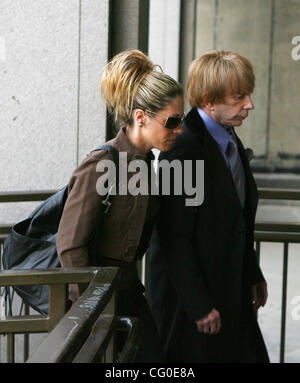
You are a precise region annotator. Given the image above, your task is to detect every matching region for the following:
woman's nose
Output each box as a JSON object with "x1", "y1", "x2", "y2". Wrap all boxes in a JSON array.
[{"x1": 173, "y1": 123, "x2": 183, "y2": 134}]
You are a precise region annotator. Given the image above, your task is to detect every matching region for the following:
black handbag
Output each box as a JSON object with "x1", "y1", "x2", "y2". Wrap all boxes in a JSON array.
[{"x1": 2, "y1": 145, "x2": 119, "y2": 314}]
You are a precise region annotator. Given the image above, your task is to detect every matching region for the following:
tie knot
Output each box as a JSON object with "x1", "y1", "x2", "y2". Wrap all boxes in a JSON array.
[{"x1": 228, "y1": 129, "x2": 235, "y2": 139}]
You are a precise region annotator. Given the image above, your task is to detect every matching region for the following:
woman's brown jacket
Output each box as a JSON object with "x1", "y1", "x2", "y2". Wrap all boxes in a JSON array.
[{"x1": 57, "y1": 128, "x2": 153, "y2": 301}]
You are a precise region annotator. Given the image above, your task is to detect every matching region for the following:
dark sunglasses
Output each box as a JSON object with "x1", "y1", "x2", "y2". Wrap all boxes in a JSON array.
[
  {"x1": 145, "y1": 110, "x2": 185, "y2": 130},
  {"x1": 164, "y1": 114, "x2": 186, "y2": 130}
]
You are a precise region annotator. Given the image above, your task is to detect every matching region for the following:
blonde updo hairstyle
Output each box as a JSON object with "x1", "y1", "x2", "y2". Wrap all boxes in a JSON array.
[
  {"x1": 100, "y1": 49, "x2": 183, "y2": 126},
  {"x1": 187, "y1": 50, "x2": 255, "y2": 108}
]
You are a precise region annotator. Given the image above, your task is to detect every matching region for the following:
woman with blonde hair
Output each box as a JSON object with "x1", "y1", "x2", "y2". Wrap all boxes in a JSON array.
[{"x1": 57, "y1": 49, "x2": 184, "y2": 361}]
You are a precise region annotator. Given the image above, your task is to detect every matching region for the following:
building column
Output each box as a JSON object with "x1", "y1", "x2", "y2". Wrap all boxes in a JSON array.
[{"x1": 106, "y1": 0, "x2": 150, "y2": 139}]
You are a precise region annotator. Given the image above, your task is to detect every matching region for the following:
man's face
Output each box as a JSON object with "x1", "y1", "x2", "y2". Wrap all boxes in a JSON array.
[{"x1": 210, "y1": 93, "x2": 254, "y2": 129}]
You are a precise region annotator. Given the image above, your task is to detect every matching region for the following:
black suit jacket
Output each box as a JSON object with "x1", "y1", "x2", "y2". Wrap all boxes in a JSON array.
[{"x1": 149, "y1": 108, "x2": 267, "y2": 362}]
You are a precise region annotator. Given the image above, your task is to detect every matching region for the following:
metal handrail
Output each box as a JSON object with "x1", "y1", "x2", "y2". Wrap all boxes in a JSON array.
[
  {"x1": 0, "y1": 187, "x2": 300, "y2": 202},
  {"x1": 0, "y1": 190, "x2": 57, "y2": 203},
  {"x1": 258, "y1": 188, "x2": 300, "y2": 200},
  {"x1": 255, "y1": 231, "x2": 300, "y2": 243},
  {"x1": 0, "y1": 267, "x2": 126, "y2": 363},
  {"x1": 0, "y1": 191, "x2": 142, "y2": 363},
  {"x1": 0, "y1": 267, "x2": 106, "y2": 287},
  {"x1": 0, "y1": 190, "x2": 58, "y2": 244},
  {"x1": 0, "y1": 268, "x2": 113, "y2": 337},
  {"x1": 72, "y1": 315, "x2": 141, "y2": 363},
  {"x1": 0, "y1": 266, "x2": 141, "y2": 363},
  {"x1": 26, "y1": 267, "x2": 120, "y2": 363},
  {"x1": 115, "y1": 317, "x2": 142, "y2": 363},
  {"x1": 255, "y1": 222, "x2": 300, "y2": 233},
  {"x1": 72, "y1": 313, "x2": 116, "y2": 363}
]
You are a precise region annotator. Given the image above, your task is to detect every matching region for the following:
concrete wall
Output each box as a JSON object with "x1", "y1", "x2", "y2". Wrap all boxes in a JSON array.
[
  {"x1": 148, "y1": 0, "x2": 181, "y2": 80},
  {"x1": 0, "y1": 0, "x2": 182, "y2": 224},
  {"x1": 194, "y1": 0, "x2": 300, "y2": 172},
  {"x1": 268, "y1": 0, "x2": 300, "y2": 170},
  {"x1": 148, "y1": 0, "x2": 181, "y2": 164},
  {"x1": 0, "y1": 0, "x2": 109, "y2": 223},
  {"x1": 110, "y1": 0, "x2": 149, "y2": 58}
]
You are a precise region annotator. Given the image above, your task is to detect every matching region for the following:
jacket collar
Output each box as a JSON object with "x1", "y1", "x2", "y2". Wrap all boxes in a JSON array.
[
  {"x1": 108, "y1": 127, "x2": 154, "y2": 162},
  {"x1": 184, "y1": 108, "x2": 257, "y2": 215}
]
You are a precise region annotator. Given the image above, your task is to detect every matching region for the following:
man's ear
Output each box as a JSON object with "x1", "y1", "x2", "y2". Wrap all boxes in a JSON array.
[
  {"x1": 201, "y1": 93, "x2": 214, "y2": 111},
  {"x1": 202, "y1": 100, "x2": 215, "y2": 113}
]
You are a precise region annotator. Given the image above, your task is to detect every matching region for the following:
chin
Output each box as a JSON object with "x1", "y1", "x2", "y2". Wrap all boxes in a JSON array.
[
  {"x1": 160, "y1": 143, "x2": 174, "y2": 152},
  {"x1": 232, "y1": 120, "x2": 243, "y2": 127}
]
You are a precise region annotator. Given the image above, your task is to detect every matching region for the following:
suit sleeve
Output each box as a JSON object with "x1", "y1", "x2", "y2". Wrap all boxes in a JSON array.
[
  {"x1": 250, "y1": 248, "x2": 266, "y2": 285},
  {"x1": 155, "y1": 149, "x2": 214, "y2": 322},
  {"x1": 57, "y1": 151, "x2": 107, "y2": 301}
]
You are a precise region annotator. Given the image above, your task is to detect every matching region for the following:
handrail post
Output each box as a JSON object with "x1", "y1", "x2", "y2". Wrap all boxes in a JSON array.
[
  {"x1": 23, "y1": 303, "x2": 30, "y2": 362},
  {"x1": 48, "y1": 283, "x2": 69, "y2": 332},
  {"x1": 280, "y1": 242, "x2": 289, "y2": 363},
  {"x1": 7, "y1": 333, "x2": 15, "y2": 363}
]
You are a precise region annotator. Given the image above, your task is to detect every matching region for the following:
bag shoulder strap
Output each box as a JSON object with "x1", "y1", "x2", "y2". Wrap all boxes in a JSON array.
[
  {"x1": 91, "y1": 144, "x2": 120, "y2": 213},
  {"x1": 92, "y1": 144, "x2": 119, "y2": 166},
  {"x1": 90, "y1": 144, "x2": 119, "y2": 178}
]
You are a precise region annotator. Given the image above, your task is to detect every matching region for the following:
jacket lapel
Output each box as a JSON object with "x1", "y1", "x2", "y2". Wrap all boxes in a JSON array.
[
  {"x1": 235, "y1": 134, "x2": 258, "y2": 221},
  {"x1": 185, "y1": 109, "x2": 242, "y2": 211}
]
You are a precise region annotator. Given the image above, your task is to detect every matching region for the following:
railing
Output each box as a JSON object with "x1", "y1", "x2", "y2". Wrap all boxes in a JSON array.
[
  {"x1": 0, "y1": 191, "x2": 141, "y2": 363},
  {"x1": 255, "y1": 188, "x2": 300, "y2": 363},
  {"x1": 0, "y1": 188, "x2": 299, "y2": 363},
  {"x1": 0, "y1": 190, "x2": 58, "y2": 362},
  {"x1": 24, "y1": 267, "x2": 140, "y2": 363},
  {"x1": 0, "y1": 190, "x2": 57, "y2": 246},
  {"x1": 0, "y1": 267, "x2": 141, "y2": 363}
]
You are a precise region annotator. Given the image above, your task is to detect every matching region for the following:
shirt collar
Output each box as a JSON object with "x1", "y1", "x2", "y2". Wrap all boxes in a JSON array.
[{"x1": 197, "y1": 108, "x2": 234, "y2": 152}]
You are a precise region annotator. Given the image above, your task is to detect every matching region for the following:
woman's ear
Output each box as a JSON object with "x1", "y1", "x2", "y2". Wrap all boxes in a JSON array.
[{"x1": 134, "y1": 109, "x2": 146, "y2": 127}]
